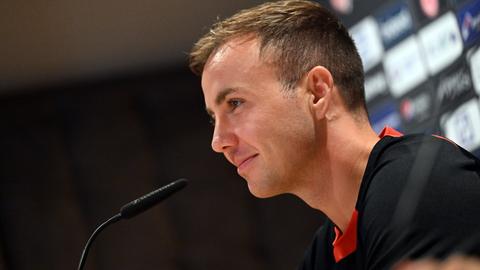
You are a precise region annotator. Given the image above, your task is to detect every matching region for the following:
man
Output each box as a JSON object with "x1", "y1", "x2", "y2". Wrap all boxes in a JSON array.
[{"x1": 189, "y1": 1, "x2": 480, "y2": 269}]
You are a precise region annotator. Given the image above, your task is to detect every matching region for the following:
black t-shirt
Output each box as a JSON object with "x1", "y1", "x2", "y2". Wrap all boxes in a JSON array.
[{"x1": 299, "y1": 130, "x2": 480, "y2": 270}]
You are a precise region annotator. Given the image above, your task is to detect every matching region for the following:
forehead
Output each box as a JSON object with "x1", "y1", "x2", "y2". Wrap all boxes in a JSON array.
[
  {"x1": 203, "y1": 36, "x2": 263, "y2": 79},
  {"x1": 201, "y1": 35, "x2": 285, "y2": 115},
  {"x1": 201, "y1": 37, "x2": 272, "y2": 101}
]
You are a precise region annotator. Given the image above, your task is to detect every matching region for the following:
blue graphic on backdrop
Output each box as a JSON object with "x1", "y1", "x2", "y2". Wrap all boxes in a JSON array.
[
  {"x1": 375, "y1": 2, "x2": 414, "y2": 49},
  {"x1": 457, "y1": 0, "x2": 480, "y2": 47},
  {"x1": 369, "y1": 100, "x2": 403, "y2": 133}
]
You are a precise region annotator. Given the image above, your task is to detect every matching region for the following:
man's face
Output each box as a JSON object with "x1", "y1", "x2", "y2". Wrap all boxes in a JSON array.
[{"x1": 202, "y1": 37, "x2": 318, "y2": 198}]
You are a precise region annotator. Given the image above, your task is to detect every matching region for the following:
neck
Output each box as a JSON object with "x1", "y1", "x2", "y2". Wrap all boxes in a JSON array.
[{"x1": 294, "y1": 117, "x2": 379, "y2": 232}]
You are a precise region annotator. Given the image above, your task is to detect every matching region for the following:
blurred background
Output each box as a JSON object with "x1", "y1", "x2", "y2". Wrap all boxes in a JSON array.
[{"x1": 0, "y1": 0, "x2": 479, "y2": 269}]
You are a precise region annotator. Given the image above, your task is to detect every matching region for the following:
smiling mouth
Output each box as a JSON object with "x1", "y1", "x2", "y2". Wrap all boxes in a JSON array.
[{"x1": 237, "y1": 154, "x2": 258, "y2": 174}]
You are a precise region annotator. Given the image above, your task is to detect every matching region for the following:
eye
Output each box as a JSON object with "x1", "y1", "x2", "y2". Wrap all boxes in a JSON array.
[
  {"x1": 227, "y1": 99, "x2": 244, "y2": 110},
  {"x1": 208, "y1": 115, "x2": 216, "y2": 127}
]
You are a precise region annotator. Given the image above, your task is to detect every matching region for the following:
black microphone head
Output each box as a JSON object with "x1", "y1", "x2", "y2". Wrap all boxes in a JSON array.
[{"x1": 120, "y1": 178, "x2": 188, "y2": 219}]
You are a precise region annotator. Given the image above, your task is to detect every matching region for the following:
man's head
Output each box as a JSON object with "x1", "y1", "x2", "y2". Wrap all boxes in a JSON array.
[
  {"x1": 190, "y1": 0, "x2": 366, "y2": 113},
  {"x1": 190, "y1": 0, "x2": 368, "y2": 198}
]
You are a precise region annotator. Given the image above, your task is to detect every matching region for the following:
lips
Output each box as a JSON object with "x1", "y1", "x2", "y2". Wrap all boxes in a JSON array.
[{"x1": 236, "y1": 154, "x2": 258, "y2": 175}]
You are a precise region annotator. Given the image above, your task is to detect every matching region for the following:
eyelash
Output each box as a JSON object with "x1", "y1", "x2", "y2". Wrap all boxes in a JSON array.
[
  {"x1": 227, "y1": 99, "x2": 244, "y2": 110},
  {"x1": 208, "y1": 99, "x2": 244, "y2": 127},
  {"x1": 209, "y1": 116, "x2": 215, "y2": 126}
]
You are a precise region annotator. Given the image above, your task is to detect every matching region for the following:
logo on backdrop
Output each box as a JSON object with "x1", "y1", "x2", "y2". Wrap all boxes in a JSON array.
[
  {"x1": 400, "y1": 91, "x2": 432, "y2": 123},
  {"x1": 457, "y1": 0, "x2": 480, "y2": 47},
  {"x1": 420, "y1": 0, "x2": 440, "y2": 18},
  {"x1": 409, "y1": 0, "x2": 448, "y2": 27},
  {"x1": 329, "y1": 0, "x2": 354, "y2": 14},
  {"x1": 441, "y1": 98, "x2": 480, "y2": 151},
  {"x1": 383, "y1": 36, "x2": 428, "y2": 97},
  {"x1": 369, "y1": 100, "x2": 403, "y2": 134},
  {"x1": 437, "y1": 63, "x2": 473, "y2": 109},
  {"x1": 418, "y1": 12, "x2": 463, "y2": 75},
  {"x1": 364, "y1": 69, "x2": 388, "y2": 103},
  {"x1": 376, "y1": 2, "x2": 414, "y2": 49},
  {"x1": 350, "y1": 17, "x2": 384, "y2": 72}
]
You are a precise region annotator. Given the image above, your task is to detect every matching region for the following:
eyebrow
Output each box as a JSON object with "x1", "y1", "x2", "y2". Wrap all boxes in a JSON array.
[
  {"x1": 205, "y1": 88, "x2": 238, "y2": 116},
  {"x1": 215, "y1": 88, "x2": 237, "y2": 105}
]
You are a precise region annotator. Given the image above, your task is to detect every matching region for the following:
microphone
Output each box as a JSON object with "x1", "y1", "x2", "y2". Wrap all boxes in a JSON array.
[
  {"x1": 120, "y1": 178, "x2": 188, "y2": 219},
  {"x1": 77, "y1": 178, "x2": 188, "y2": 270}
]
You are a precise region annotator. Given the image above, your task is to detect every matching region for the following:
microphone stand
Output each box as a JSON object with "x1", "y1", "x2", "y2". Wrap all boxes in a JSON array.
[
  {"x1": 77, "y1": 213, "x2": 121, "y2": 270},
  {"x1": 76, "y1": 178, "x2": 188, "y2": 270}
]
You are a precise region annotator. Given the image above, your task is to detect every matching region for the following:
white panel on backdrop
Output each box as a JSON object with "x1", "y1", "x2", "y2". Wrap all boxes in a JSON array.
[
  {"x1": 418, "y1": 12, "x2": 463, "y2": 75},
  {"x1": 383, "y1": 36, "x2": 428, "y2": 97},
  {"x1": 469, "y1": 46, "x2": 480, "y2": 95},
  {"x1": 442, "y1": 98, "x2": 480, "y2": 152},
  {"x1": 350, "y1": 17, "x2": 384, "y2": 72},
  {"x1": 364, "y1": 70, "x2": 388, "y2": 102}
]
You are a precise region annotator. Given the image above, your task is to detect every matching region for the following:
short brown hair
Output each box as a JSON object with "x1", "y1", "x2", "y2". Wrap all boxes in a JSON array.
[{"x1": 189, "y1": 0, "x2": 366, "y2": 112}]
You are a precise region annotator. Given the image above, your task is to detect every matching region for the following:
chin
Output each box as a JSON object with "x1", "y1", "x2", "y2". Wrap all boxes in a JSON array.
[{"x1": 247, "y1": 183, "x2": 282, "y2": 199}]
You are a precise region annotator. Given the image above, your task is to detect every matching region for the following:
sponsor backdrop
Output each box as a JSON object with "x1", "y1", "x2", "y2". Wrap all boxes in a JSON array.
[{"x1": 322, "y1": 0, "x2": 480, "y2": 156}]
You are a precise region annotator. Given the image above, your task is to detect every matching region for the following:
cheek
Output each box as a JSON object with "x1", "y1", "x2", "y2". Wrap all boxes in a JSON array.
[
  {"x1": 267, "y1": 109, "x2": 315, "y2": 153},
  {"x1": 235, "y1": 117, "x2": 269, "y2": 147},
  {"x1": 232, "y1": 107, "x2": 272, "y2": 143},
  {"x1": 236, "y1": 100, "x2": 315, "y2": 154}
]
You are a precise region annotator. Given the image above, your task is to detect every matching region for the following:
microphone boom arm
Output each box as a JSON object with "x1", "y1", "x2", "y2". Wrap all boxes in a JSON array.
[
  {"x1": 77, "y1": 213, "x2": 121, "y2": 270},
  {"x1": 76, "y1": 178, "x2": 188, "y2": 270}
]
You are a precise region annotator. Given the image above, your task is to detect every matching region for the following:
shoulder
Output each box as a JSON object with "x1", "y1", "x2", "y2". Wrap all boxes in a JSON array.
[
  {"x1": 356, "y1": 134, "x2": 480, "y2": 268},
  {"x1": 359, "y1": 133, "x2": 480, "y2": 228},
  {"x1": 360, "y1": 134, "x2": 480, "y2": 200}
]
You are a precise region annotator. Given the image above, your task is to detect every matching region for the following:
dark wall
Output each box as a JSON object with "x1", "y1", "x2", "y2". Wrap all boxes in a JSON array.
[{"x1": 0, "y1": 67, "x2": 324, "y2": 270}]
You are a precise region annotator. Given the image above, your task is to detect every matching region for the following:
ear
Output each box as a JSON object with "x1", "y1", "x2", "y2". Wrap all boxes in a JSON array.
[{"x1": 306, "y1": 66, "x2": 334, "y2": 120}]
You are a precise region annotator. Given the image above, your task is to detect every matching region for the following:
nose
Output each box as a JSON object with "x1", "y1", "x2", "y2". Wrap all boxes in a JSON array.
[{"x1": 211, "y1": 119, "x2": 236, "y2": 153}]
